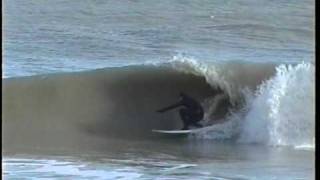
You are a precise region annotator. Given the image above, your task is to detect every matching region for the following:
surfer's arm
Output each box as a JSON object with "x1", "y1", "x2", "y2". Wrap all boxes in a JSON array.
[{"x1": 156, "y1": 102, "x2": 183, "y2": 113}]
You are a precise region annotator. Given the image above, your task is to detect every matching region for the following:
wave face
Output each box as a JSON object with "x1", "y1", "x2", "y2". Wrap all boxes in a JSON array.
[{"x1": 2, "y1": 57, "x2": 315, "y2": 151}]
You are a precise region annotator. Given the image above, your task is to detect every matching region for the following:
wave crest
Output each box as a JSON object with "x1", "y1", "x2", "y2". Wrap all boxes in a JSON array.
[{"x1": 167, "y1": 57, "x2": 315, "y2": 149}]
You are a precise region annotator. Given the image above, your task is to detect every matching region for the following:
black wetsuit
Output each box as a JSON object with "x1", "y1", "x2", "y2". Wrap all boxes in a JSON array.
[{"x1": 157, "y1": 93, "x2": 204, "y2": 130}]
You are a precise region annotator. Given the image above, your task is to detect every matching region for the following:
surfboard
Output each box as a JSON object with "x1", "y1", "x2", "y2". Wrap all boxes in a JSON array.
[
  {"x1": 152, "y1": 129, "x2": 193, "y2": 134},
  {"x1": 152, "y1": 125, "x2": 213, "y2": 134}
]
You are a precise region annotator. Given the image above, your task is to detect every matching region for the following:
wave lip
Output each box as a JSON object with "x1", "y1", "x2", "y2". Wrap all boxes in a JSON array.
[
  {"x1": 165, "y1": 55, "x2": 277, "y2": 103},
  {"x1": 168, "y1": 57, "x2": 315, "y2": 149}
]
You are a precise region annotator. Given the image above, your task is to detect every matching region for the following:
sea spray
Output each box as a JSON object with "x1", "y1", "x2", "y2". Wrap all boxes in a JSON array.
[
  {"x1": 238, "y1": 62, "x2": 315, "y2": 148},
  {"x1": 168, "y1": 58, "x2": 315, "y2": 148}
]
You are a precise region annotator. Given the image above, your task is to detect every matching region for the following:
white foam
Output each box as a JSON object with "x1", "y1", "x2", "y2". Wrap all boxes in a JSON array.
[
  {"x1": 238, "y1": 62, "x2": 315, "y2": 148},
  {"x1": 166, "y1": 56, "x2": 315, "y2": 148}
]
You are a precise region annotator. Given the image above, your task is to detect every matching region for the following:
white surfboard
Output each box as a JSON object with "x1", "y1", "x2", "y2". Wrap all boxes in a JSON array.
[
  {"x1": 152, "y1": 129, "x2": 193, "y2": 134},
  {"x1": 152, "y1": 125, "x2": 214, "y2": 134}
]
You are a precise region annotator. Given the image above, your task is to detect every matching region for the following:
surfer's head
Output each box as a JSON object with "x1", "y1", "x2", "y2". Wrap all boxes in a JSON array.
[{"x1": 179, "y1": 92, "x2": 188, "y2": 98}]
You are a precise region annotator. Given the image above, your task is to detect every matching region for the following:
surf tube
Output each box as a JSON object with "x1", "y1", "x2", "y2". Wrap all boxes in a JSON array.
[{"x1": 2, "y1": 57, "x2": 314, "y2": 151}]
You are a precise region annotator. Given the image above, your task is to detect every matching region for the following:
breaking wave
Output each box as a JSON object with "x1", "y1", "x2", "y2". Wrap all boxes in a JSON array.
[{"x1": 2, "y1": 56, "x2": 314, "y2": 151}]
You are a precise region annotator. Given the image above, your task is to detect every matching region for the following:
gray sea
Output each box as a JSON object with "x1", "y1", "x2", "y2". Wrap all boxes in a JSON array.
[{"x1": 3, "y1": 0, "x2": 315, "y2": 179}]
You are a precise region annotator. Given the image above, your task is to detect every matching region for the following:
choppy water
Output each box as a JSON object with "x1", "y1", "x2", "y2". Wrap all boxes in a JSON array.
[
  {"x1": 3, "y1": 0, "x2": 315, "y2": 179},
  {"x1": 3, "y1": 140, "x2": 315, "y2": 180},
  {"x1": 3, "y1": 0, "x2": 314, "y2": 77}
]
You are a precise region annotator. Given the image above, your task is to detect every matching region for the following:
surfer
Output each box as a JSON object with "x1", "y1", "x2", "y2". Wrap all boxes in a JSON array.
[{"x1": 157, "y1": 92, "x2": 204, "y2": 130}]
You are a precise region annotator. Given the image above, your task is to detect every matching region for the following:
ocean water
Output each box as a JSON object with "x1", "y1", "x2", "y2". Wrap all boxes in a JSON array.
[{"x1": 3, "y1": 0, "x2": 315, "y2": 179}]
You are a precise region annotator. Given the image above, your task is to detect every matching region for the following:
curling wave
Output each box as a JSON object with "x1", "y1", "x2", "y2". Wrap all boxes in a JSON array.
[{"x1": 2, "y1": 56, "x2": 314, "y2": 151}]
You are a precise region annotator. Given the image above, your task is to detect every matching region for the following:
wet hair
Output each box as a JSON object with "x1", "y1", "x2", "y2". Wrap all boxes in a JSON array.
[{"x1": 179, "y1": 92, "x2": 188, "y2": 98}]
